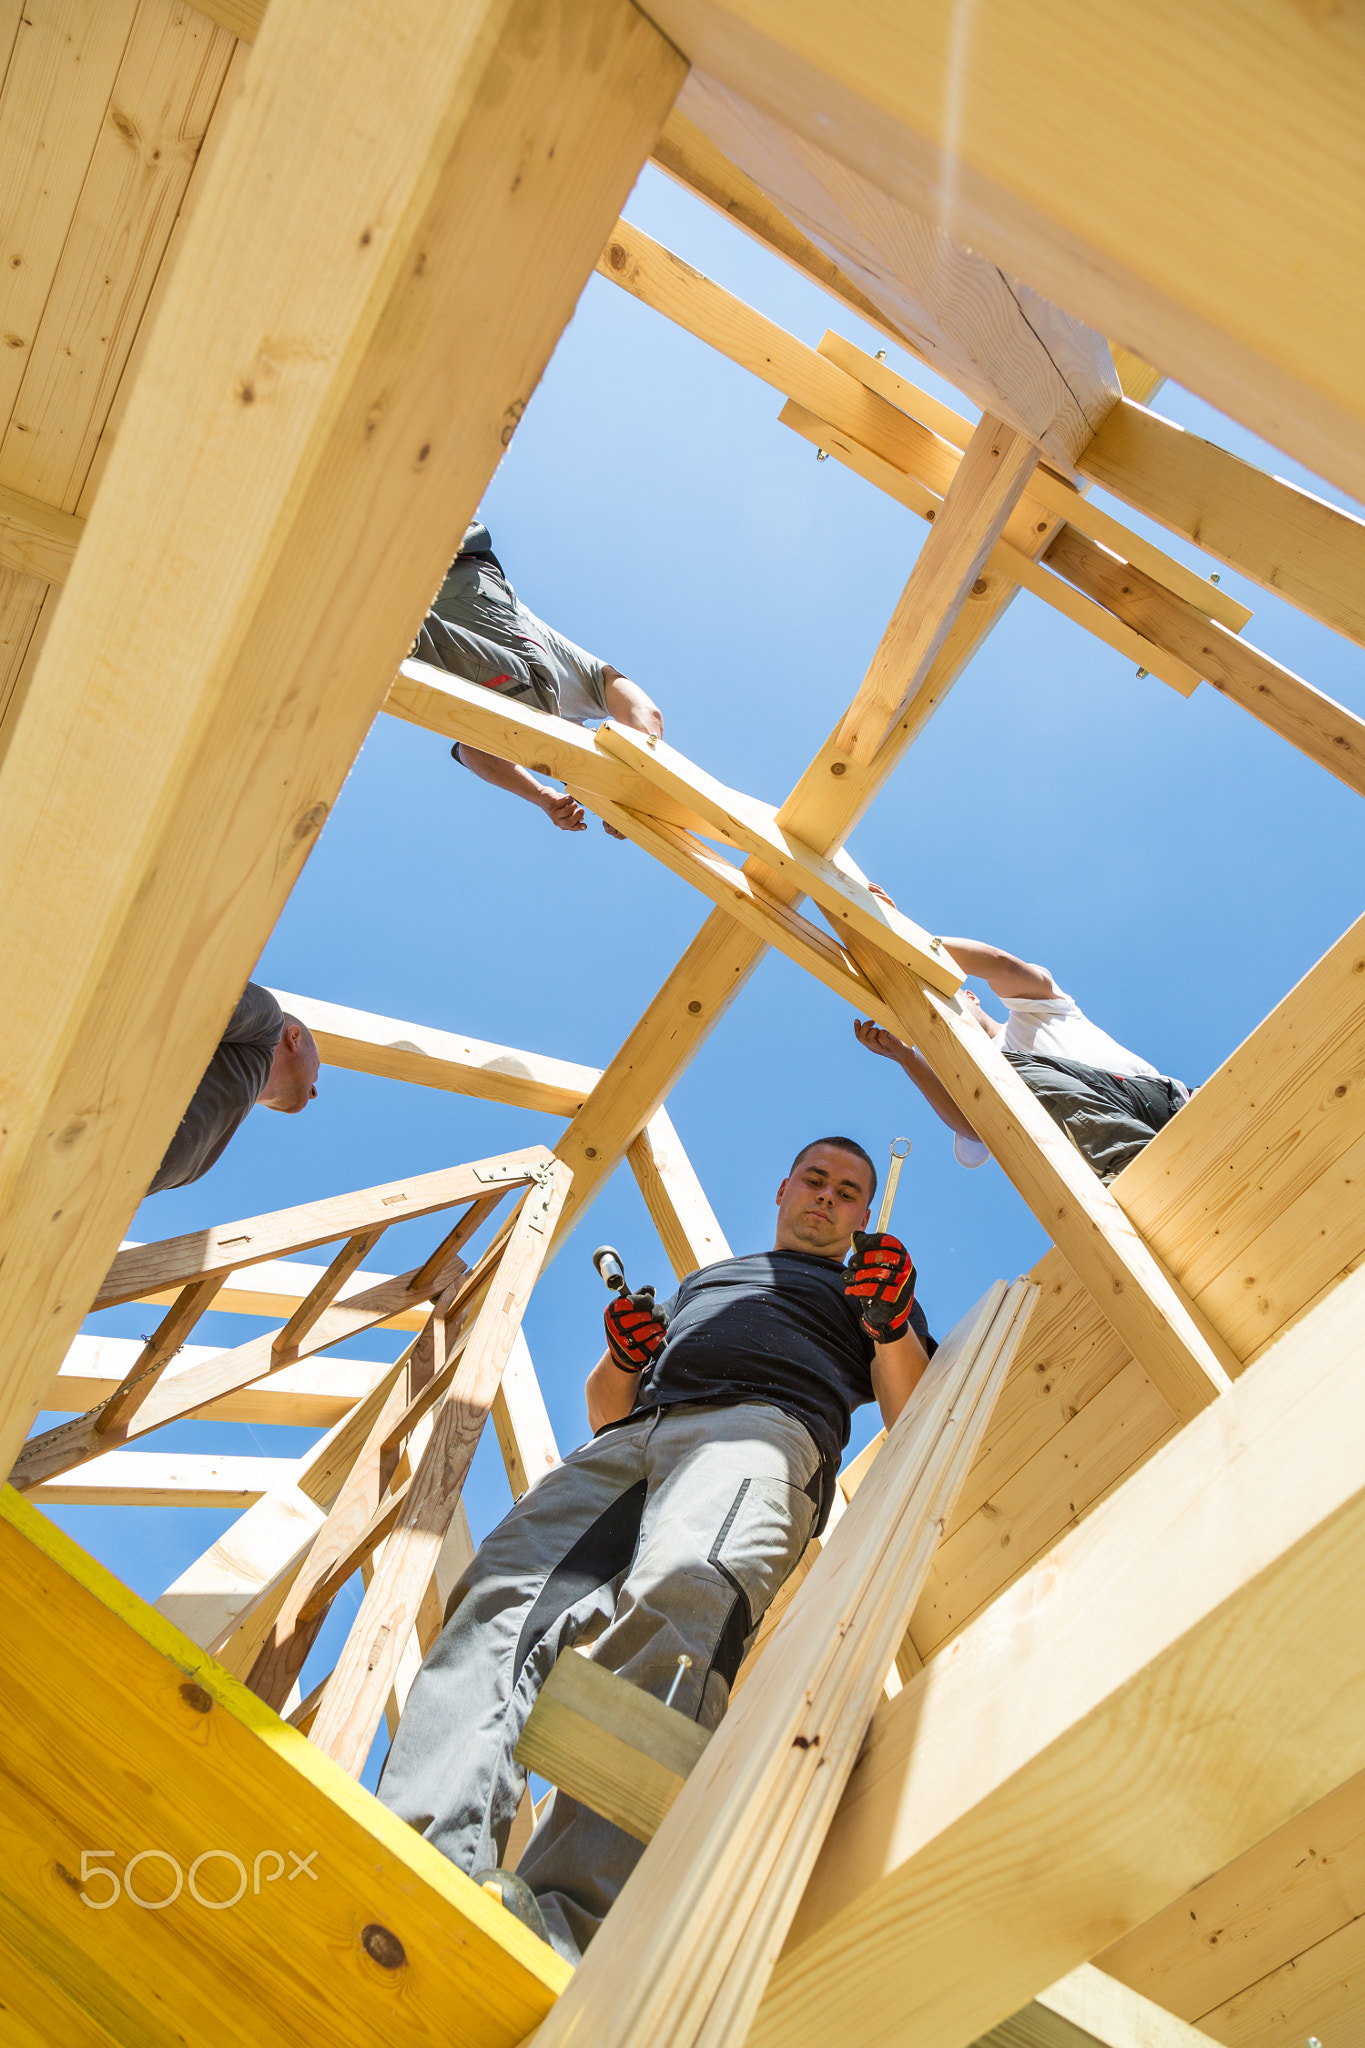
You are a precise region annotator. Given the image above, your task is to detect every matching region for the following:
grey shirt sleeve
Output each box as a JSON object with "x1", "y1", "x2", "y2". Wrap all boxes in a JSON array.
[{"x1": 147, "y1": 983, "x2": 284, "y2": 1194}]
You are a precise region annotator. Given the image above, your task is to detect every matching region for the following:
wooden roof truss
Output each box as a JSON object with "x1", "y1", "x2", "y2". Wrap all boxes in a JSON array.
[{"x1": 1, "y1": 1, "x2": 1364, "y2": 2044}]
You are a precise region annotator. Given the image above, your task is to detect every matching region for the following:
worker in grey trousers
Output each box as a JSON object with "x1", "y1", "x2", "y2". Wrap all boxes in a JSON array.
[{"x1": 377, "y1": 1137, "x2": 934, "y2": 1962}]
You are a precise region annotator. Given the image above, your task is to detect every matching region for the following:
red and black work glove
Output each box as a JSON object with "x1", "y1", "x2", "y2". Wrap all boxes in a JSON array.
[
  {"x1": 844, "y1": 1231, "x2": 917, "y2": 1342},
  {"x1": 604, "y1": 1288, "x2": 669, "y2": 1373}
]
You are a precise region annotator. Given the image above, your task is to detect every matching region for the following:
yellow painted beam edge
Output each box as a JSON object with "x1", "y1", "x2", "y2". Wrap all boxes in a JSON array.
[{"x1": 0, "y1": 1483, "x2": 571, "y2": 1999}]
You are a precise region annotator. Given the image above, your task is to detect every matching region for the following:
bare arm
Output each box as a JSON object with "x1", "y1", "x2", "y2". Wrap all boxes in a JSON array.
[
  {"x1": 455, "y1": 742, "x2": 586, "y2": 831},
  {"x1": 939, "y1": 938, "x2": 1055, "y2": 1000},
  {"x1": 869, "y1": 1326, "x2": 931, "y2": 1431},
  {"x1": 852, "y1": 1019, "x2": 983, "y2": 1143},
  {"x1": 585, "y1": 1348, "x2": 640, "y2": 1432},
  {"x1": 603, "y1": 667, "x2": 663, "y2": 739}
]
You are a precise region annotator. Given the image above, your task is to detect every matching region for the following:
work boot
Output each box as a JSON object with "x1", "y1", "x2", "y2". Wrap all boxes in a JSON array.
[{"x1": 471, "y1": 1867, "x2": 554, "y2": 1949}]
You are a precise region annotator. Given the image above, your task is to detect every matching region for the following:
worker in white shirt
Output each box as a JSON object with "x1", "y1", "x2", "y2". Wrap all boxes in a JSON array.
[{"x1": 854, "y1": 935, "x2": 1190, "y2": 1184}]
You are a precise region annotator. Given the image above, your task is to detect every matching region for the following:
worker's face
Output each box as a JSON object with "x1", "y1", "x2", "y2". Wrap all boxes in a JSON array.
[
  {"x1": 773, "y1": 1145, "x2": 873, "y2": 1261},
  {"x1": 259, "y1": 1024, "x2": 320, "y2": 1114}
]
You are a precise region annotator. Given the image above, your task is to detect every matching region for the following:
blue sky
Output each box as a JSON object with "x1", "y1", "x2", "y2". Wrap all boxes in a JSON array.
[{"x1": 46, "y1": 163, "x2": 1365, "y2": 1786}]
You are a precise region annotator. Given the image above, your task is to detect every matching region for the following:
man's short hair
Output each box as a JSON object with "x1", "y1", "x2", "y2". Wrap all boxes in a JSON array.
[{"x1": 789, "y1": 1136, "x2": 877, "y2": 1202}]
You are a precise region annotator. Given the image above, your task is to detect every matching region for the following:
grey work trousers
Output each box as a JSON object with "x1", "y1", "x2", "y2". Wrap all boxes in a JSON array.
[{"x1": 377, "y1": 1399, "x2": 821, "y2": 1963}]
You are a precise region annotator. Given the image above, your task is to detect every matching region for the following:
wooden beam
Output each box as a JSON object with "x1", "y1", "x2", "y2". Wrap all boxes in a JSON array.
[
  {"x1": 0, "y1": 484, "x2": 83, "y2": 586},
  {"x1": 309, "y1": 1162, "x2": 573, "y2": 1774},
  {"x1": 94, "y1": 1151, "x2": 544, "y2": 1309},
  {"x1": 627, "y1": 1107, "x2": 731, "y2": 1278},
  {"x1": 0, "y1": 1483, "x2": 571, "y2": 2041},
  {"x1": 973, "y1": 1965, "x2": 1219, "y2": 2048},
  {"x1": 674, "y1": 75, "x2": 1119, "y2": 467},
  {"x1": 119, "y1": 1246, "x2": 431, "y2": 1331},
  {"x1": 641, "y1": 0, "x2": 1365, "y2": 504},
  {"x1": 33, "y1": 1450, "x2": 299, "y2": 1510},
  {"x1": 0, "y1": 0, "x2": 684, "y2": 1478},
  {"x1": 1080, "y1": 397, "x2": 1365, "y2": 651},
  {"x1": 267, "y1": 987, "x2": 601, "y2": 1117},
  {"x1": 534, "y1": 1278, "x2": 1035, "y2": 2048},
  {"x1": 491, "y1": 1328, "x2": 561, "y2": 1501},
  {"x1": 846, "y1": 935, "x2": 1236, "y2": 1419},
  {"x1": 753, "y1": 1264, "x2": 1365, "y2": 2048},
  {"x1": 515, "y1": 1649, "x2": 712, "y2": 1845},
  {"x1": 1099, "y1": 1764, "x2": 1365, "y2": 2031},
  {"x1": 831, "y1": 414, "x2": 1040, "y2": 762},
  {"x1": 650, "y1": 108, "x2": 924, "y2": 354},
  {"x1": 1045, "y1": 524, "x2": 1365, "y2": 797},
  {"x1": 45, "y1": 1334, "x2": 390, "y2": 1426}
]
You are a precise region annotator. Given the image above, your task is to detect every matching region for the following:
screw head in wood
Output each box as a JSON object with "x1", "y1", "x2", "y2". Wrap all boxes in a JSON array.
[
  {"x1": 361, "y1": 1923, "x2": 406, "y2": 1970},
  {"x1": 688, "y1": 1000, "x2": 702, "y2": 1014},
  {"x1": 830, "y1": 761, "x2": 846, "y2": 776}
]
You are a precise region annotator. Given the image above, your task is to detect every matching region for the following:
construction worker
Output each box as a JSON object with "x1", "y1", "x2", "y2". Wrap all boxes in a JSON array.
[
  {"x1": 415, "y1": 519, "x2": 663, "y2": 833},
  {"x1": 854, "y1": 932, "x2": 1189, "y2": 1183},
  {"x1": 377, "y1": 1137, "x2": 933, "y2": 1960},
  {"x1": 148, "y1": 983, "x2": 319, "y2": 1194}
]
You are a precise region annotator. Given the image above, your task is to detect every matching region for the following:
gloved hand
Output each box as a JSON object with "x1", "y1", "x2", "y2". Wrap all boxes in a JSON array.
[
  {"x1": 605, "y1": 1288, "x2": 669, "y2": 1372},
  {"x1": 844, "y1": 1232, "x2": 917, "y2": 1342}
]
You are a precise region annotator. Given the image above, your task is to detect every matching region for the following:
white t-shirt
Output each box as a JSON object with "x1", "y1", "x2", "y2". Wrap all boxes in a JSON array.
[{"x1": 954, "y1": 989, "x2": 1165, "y2": 1169}]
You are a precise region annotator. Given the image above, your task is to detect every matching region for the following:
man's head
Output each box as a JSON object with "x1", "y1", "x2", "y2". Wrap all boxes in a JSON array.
[
  {"x1": 774, "y1": 1138, "x2": 876, "y2": 1261},
  {"x1": 258, "y1": 1016, "x2": 319, "y2": 1114}
]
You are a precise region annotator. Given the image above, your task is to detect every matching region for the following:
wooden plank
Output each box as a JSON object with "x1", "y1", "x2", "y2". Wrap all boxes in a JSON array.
[
  {"x1": 92, "y1": 1270, "x2": 226, "y2": 1433},
  {"x1": 1100, "y1": 1769, "x2": 1365, "y2": 2027},
  {"x1": 491, "y1": 1328, "x2": 560, "y2": 1500},
  {"x1": 843, "y1": 934, "x2": 1235, "y2": 1419},
  {"x1": 676, "y1": 73, "x2": 1119, "y2": 467},
  {"x1": 0, "y1": 0, "x2": 683, "y2": 1479},
  {"x1": 779, "y1": 394, "x2": 1203, "y2": 697},
  {"x1": 1081, "y1": 397, "x2": 1365, "y2": 650},
  {"x1": 124, "y1": 1249, "x2": 432, "y2": 1330},
  {"x1": 533, "y1": 1278, "x2": 1035, "y2": 2048},
  {"x1": 1110, "y1": 350, "x2": 1166, "y2": 408},
  {"x1": 33, "y1": 1449, "x2": 298, "y2": 1508},
  {"x1": 0, "y1": 483, "x2": 84, "y2": 584},
  {"x1": 0, "y1": 1484, "x2": 570, "y2": 2044},
  {"x1": 816, "y1": 332, "x2": 1251, "y2": 633},
  {"x1": 643, "y1": 1, "x2": 1365, "y2": 504},
  {"x1": 0, "y1": 0, "x2": 237, "y2": 513},
  {"x1": 0, "y1": 0, "x2": 141, "y2": 435},
  {"x1": 627, "y1": 1107, "x2": 731, "y2": 1278},
  {"x1": 1186, "y1": 1910, "x2": 1365, "y2": 2048},
  {"x1": 515, "y1": 1649, "x2": 712, "y2": 1844},
  {"x1": 95, "y1": 1151, "x2": 545, "y2": 1307},
  {"x1": 46, "y1": 1334, "x2": 389, "y2": 1425},
  {"x1": 266, "y1": 987, "x2": 601, "y2": 1116},
  {"x1": 309, "y1": 1162, "x2": 573, "y2": 1775},
  {"x1": 192, "y1": 0, "x2": 265, "y2": 37},
  {"x1": 974, "y1": 1964, "x2": 1219, "y2": 2048},
  {"x1": 832, "y1": 413, "x2": 1039, "y2": 762},
  {"x1": 594, "y1": 720, "x2": 964, "y2": 993},
  {"x1": 1045, "y1": 524, "x2": 1365, "y2": 797},
  {"x1": 754, "y1": 1264, "x2": 1365, "y2": 2048},
  {"x1": 271, "y1": 1225, "x2": 386, "y2": 1361}
]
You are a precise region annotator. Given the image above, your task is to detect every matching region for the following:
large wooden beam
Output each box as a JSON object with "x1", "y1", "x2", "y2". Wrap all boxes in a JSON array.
[
  {"x1": 267, "y1": 988, "x2": 600, "y2": 1116},
  {"x1": 751, "y1": 1264, "x2": 1365, "y2": 2048},
  {"x1": 0, "y1": 0, "x2": 683, "y2": 1475},
  {"x1": 640, "y1": 0, "x2": 1365, "y2": 504},
  {"x1": 0, "y1": 483, "x2": 83, "y2": 586}
]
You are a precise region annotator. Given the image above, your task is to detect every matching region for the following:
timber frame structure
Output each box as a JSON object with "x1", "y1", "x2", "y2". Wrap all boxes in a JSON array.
[{"x1": 1, "y1": 4, "x2": 1364, "y2": 2046}]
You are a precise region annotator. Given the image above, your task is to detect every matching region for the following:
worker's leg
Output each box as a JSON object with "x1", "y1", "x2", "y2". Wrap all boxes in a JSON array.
[
  {"x1": 516, "y1": 1400, "x2": 821, "y2": 1961},
  {"x1": 376, "y1": 1413, "x2": 655, "y2": 1883},
  {"x1": 1004, "y1": 1051, "x2": 1168, "y2": 1182}
]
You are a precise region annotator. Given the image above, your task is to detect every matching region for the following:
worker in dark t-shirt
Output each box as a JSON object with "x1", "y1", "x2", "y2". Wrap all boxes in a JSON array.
[
  {"x1": 148, "y1": 983, "x2": 320, "y2": 1193},
  {"x1": 378, "y1": 1138, "x2": 933, "y2": 1963}
]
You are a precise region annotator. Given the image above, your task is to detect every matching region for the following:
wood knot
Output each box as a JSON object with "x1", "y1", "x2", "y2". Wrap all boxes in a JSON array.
[
  {"x1": 179, "y1": 1682, "x2": 213, "y2": 1715},
  {"x1": 361, "y1": 1923, "x2": 406, "y2": 1970}
]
